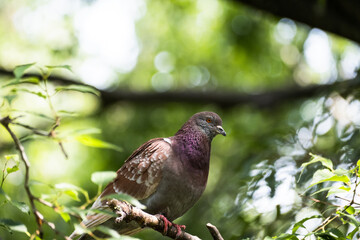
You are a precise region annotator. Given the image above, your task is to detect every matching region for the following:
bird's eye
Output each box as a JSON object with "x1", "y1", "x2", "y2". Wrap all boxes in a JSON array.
[{"x1": 206, "y1": 118, "x2": 212, "y2": 123}]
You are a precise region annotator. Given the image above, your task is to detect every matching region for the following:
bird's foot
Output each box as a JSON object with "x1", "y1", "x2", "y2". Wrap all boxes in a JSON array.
[
  {"x1": 158, "y1": 215, "x2": 172, "y2": 234},
  {"x1": 174, "y1": 223, "x2": 186, "y2": 238},
  {"x1": 157, "y1": 215, "x2": 186, "y2": 238}
]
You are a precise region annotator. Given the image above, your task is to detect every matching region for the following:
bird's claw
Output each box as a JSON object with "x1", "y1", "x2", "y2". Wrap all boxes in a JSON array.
[
  {"x1": 174, "y1": 224, "x2": 186, "y2": 238},
  {"x1": 158, "y1": 215, "x2": 171, "y2": 234},
  {"x1": 158, "y1": 215, "x2": 186, "y2": 238}
]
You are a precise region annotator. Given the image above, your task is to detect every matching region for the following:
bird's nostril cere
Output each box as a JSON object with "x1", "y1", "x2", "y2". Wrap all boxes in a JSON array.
[{"x1": 216, "y1": 126, "x2": 226, "y2": 136}]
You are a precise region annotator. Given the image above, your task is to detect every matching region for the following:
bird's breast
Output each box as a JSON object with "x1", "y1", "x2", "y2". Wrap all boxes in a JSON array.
[{"x1": 142, "y1": 154, "x2": 207, "y2": 221}]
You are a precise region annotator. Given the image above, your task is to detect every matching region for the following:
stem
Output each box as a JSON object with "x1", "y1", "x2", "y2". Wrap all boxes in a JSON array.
[
  {"x1": 0, "y1": 158, "x2": 9, "y2": 188},
  {"x1": 43, "y1": 78, "x2": 58, "y2": 118}
]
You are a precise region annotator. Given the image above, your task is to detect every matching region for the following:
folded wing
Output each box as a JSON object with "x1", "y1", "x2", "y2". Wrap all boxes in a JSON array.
[{"x1": 82, "y1": 138, "x2": 172, "y2": 229}]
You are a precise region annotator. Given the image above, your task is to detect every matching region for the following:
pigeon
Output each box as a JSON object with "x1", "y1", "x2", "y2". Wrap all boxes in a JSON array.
[{"x1": 70, "y1": 111, "x2": 226, "y2": 239}]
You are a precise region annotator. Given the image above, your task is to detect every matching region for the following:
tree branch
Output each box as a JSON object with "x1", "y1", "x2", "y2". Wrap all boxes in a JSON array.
[
  {"x1": 233, "y1": 0, "x2": 360, "y2": 44},
  {"x1": 206, "y1": 223, "x2": 224, "y2": 240},
  {"x1": 107, "y1": 199, "x2": 224, "y2": 240},
  {"x1": 1, "y1": 67, "x2": 359, "y2": 108},
  {"x1": 0, "y1": 116, "x2": 44, "y2": 237}
]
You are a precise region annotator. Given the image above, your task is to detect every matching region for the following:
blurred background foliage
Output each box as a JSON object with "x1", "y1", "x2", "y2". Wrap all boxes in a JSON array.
[{"x1": 0, "y1": 0, "x2": 360, "y2": 239}]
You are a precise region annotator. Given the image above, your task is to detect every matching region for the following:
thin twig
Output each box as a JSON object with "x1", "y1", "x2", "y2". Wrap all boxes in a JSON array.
[
  {"x1": 0, "y1": 116, "x2": 44, "y2": 237},
  {"x1": 314, "y1": 214, "x2": 338, "y2": 233},
  {"x1": 13, "y1": 116, "x2": 69, "y2": 159},
  {"x1": 12, "y1": 122, "x2": 49, "y2": 136},
  {"x1": 34, "y1": 196, "x2": 55, "y2": 209},
  {"x1": 299, "y1": 194, "x2": 340, "y2": 207},
  {"x1": 343, "y1": 170, "x2": 360, "y2": 213},
  {"x1": 335, "y1": 196, "x2": 360, "y2": 206}
]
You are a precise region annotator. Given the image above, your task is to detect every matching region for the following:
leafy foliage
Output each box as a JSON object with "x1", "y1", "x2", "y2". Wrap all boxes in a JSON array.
[
  {"x1": 0, "y1": 64, "x2": 128, "y2": 239},
  {"x1": 271, "y1": 155, "x2": 360, "y2": 239}
]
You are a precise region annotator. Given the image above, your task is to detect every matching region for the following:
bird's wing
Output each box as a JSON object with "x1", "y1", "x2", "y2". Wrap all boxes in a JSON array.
[{"x1": 81, "y1": 138, "x2": 172, "y2": 229}]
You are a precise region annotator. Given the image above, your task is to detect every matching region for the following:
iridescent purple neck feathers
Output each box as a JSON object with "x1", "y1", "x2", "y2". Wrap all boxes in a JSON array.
[{"x1": 172, "y1": 111, "x2": 225, "y2": 170}]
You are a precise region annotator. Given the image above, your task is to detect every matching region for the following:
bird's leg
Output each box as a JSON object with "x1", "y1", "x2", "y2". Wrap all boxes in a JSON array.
[
  {"x1": 158, "y1": 215, "x2": 171, "y2": 234},
  {"x1": 157, "y1": 215, "x2": 186, "y2": 238}
]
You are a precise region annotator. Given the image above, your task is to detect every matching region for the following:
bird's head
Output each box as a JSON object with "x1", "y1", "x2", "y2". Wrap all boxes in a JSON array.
[{"x1": 192, "y1": 111, "x2": 226, "y2": 139}]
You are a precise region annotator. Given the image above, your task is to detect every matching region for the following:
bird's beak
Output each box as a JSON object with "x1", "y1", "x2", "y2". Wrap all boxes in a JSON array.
[{"x1": 216, "y1": 126, "x2": 226, "y2": 136}]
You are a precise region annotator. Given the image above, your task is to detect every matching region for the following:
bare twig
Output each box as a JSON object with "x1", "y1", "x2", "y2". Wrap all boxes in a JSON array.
[
  {"x1": 299, "y1": 194, "x2": 340, "y2": 207},
  {"x1": 0, "y1": 116, "x2": 44, "y2": 237},
  {"x1": 343, "y1": 171, "x2": 360, "y2": 213},
  {"x1": 34, "y1": 196, "x2": 56, "y2": 209},
  {"x1": 335, "y1": 196, "x2": 360, "y2": 206},
  {"x1": 12, "y1": 122, "x2": 49, "y2": 136},
  {"x1": 13, "y1": 116, "x2": 69, "y2": 159},
  {"x1": 206, "y1": 223, "x2": 224, "y2": 240},
  {"x1": 314, "y1": 214, "x2": 338, "y2": 233}
]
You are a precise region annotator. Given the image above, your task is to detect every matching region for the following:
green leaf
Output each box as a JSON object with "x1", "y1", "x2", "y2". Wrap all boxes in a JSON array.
[
  {"x1": 54, "y1": 183, "x2": 89, "y2": 202},
  {"x1": 55, "y1": 84, "x2": 100, "y2": 96},
  {"x1": 11, "y1": 201, "x2": 30, "y2": 215},
  {"x1": 292, "y1": 215, "x2": 322, "y2": 234},
  {"x1": 326, "y1": 186, "x2": 351, "y2": 197},
  {"x1": 347, "y1": 226, "x2": 359, "y2": 239},
  {"x1": 59, "y1": 211, "x2": 71, "y2": 223},
  {"x1": 96, "y1": 226, "x2": 122, "y2": 238},
  {"x1": 338, "y1": 211, "x2": 360, "y2": 227},
  {"x1": 1, "y1": 77, "x2": 40, "y2": 88},
  {"x1": 13, "y1": 63, "x2": 36, "y2": 79},
  {"x1": 45, "y1": 64, "x2": 72, "y2": 72},
  {"x1": 345, "y1": 206, "x2": 355, "y2": 215},
  {"x1": 0, "y1": 219, "x2": 29, "y2": 235},
  {"x1": 17, "y1": 88, "x2": 46, "y2": 99},
  {"x1": 326, "y1": 228, "x2": 345, "y2": 239},
  {"x1": 9, "y1": 223, "x2": 29, "y2": 234},
  {"x1": 0, "y1": 188, "x2": 11, "y2": 202},
  {"x1": 55, "y1": 183, "x2": 82, "y2": 192},
  {"x1": 3, "y1": 94, "x2": 17, "y2": 104},
  {"x1": 5, "y1": 154, "x2": 19, "y2": 163},
  {"x1": 63, "y1": 190, "x2": 81, "y2": 201},
  {"x1": 316, "y1": 232, "x2": 338, "y2": 240},
  {"x1": 6, "y1": 165, "x2": 19, "y2": 174},
  {"x1": 58, "y1": 110, "x2": 79, "y2": 117},
  {"x1": 308, "y1": 169, "x2": 350, "y2": 188},
  {"x1": 302, "y1": 153, "x2": 333, "y2": 171},
  {"x1": 76, "y1": 135, "x2": 122, "y2": 152},
  {"x1": 334, "y1": 168, "x2": 349, "y2": 176},
  {"x1": 91, "y1": 171, "x2": 117, "y2": 187}
]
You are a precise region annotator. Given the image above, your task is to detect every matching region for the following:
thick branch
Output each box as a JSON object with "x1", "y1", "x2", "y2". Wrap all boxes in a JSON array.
[
  {"x1": 233, "y1": 0, "x2": 360, "y2": 44},
  {"x1": 107, "y1": 199, "x2": 224, "y2": 240},
  {"x1": 1, "y1": 67, "x2": 359, "y2": 108}
]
